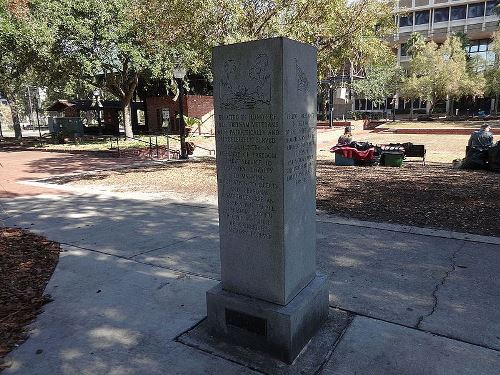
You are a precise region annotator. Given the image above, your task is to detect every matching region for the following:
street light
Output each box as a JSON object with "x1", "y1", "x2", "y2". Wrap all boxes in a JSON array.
[
  {"x1": 92, "y1": 89, "x2": 103, "y2": 135},
  {"x1": 33, "y1": 88, "x2": 42, "y2": 139},
  {"x1": 173, "y1": 65, "x2": 188, "y2": 159},
  {"x1": 328, "y1": 80, "x2": 334, "y2": 129},
  {"x1": 321, "y1": 76, "x2": 336, "y2": 128}
]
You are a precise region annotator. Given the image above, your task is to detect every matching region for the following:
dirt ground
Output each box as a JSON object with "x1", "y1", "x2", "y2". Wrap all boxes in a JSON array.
[
  {"x1": 0, "y1": 228, "x2": 60, "y2": 369},
  {"x1": 56, "y1": 159, "x2": 500, "y2": 237},
  {"x1": 53, "y1": 159, "x2": 219, "y2": 201},
  {"x1": 316, "y1": 161, "x2": 499, "y2": 236}
]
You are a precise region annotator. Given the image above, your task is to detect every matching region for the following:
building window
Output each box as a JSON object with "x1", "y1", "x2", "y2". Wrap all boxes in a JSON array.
[
  {"x1": 451, "y1": 5, "x2": 467, "y2": 20},
  {"x1": 485, "y1": 0, "x2": 498, "y2": 16},
  {"x1": 399, "y1": 15, "x2": 413, "y2": 27},
  {"x1": 434, "y1": 7, "x2": 450, "y2": 23},
  {"x1": 468, "y1": 39, "x2": 495, "y2": 70},
  {"x1": 468, "y1": 2, "x2": 485, "y2": 18},
  {"x1": 468, "y1": 39, "x2": 491, "y2": 53},
  {"x1": 415, "y1": 10, "x2": 430, "y2": 25}
]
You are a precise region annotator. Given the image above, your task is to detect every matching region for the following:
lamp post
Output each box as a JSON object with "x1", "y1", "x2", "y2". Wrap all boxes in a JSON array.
[
  {"x1": 173, "y1": 65, "x2": 188, "y2": 159},
  {"x1": 33, "y1": 88, "x2": 42, "y2": 139},
  {"x1": 92, "y1": 89, "x2": 103, "y2": 135},
  {"x1": 391, "y1": 95, "x2": 397, "y2": 122},
  {"x1": 320, "y1": 76, "x2": 336, "y2": 129},
  {"x1": 328, "y1": 81, "x2": 334, "y2": 129}
]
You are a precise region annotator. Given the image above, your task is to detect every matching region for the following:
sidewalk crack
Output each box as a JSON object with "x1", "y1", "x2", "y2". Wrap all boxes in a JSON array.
[{"x1": 415, "y1": 242, "x2": 466, "y2": 329}]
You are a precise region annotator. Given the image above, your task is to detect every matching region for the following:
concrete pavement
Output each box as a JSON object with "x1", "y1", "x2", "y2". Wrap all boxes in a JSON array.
[
  {"x1": 1, "y1": 148, "x2": 499, "y2": 374},
  {"x1": 1, "y1": 190, "x2": 499, "y2": 374}
]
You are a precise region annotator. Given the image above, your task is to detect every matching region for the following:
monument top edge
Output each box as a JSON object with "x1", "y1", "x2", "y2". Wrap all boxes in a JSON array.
[{"x1": 212, "y1": 37, "x2": 317, "y2": 51}]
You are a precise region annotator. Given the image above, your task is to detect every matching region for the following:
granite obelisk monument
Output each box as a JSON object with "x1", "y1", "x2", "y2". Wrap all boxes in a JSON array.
[{"x1": 206, "y1": 37, "x2": 328, "y2": 363}]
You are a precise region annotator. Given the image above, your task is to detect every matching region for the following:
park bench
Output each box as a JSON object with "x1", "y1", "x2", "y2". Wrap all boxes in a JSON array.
[
  {"x1": 381, "y1": 143, "x2": 426, "y2": 165},
  {"x1": 404, "y1": 144, "x2": 426, "y2": 165}
]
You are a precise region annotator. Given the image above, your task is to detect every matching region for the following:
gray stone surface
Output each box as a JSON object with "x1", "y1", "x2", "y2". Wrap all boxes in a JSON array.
[
  {"x1": 1, "y1": 193, "x2": 500, "y2": 374},
  {"x1": 0, "y1": 195, "x2": 219, "y2": 259},
  {"x1": 206, "y1": 274, "x2": 329, "y2": 363},
  {"x1": 317, "y1": 221, "x2": 463, "y2": 326},
  {"x1": 321, "y1": 316, "x2": 500, "y2": 375},
  {"x1": 214, "y1": 37, "x2": 317, "y2": 305},
  {"x1": 3, "y1": 246, "x2": 257, "y2": 375},
  {"x1": 179, "y1": 308, "x2": 352, "y2": 375},
  {"x1": 133, "y1": 233, "x2": 221, "y2": 279},
  {"x1": 419, "y1": 240, "x2": 500, "y2": 350},
  {"x1": 318, "y1": 215, "x2": 500, "y2": 245}
]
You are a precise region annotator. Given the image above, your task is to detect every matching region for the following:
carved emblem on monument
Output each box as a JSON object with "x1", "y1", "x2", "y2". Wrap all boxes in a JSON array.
[
  {"x1": 220, "y1": 54, "x2": 271, "y2": 109},
  {"x1": 295, "y1": 58, "x2": 309, "y2": 93}
]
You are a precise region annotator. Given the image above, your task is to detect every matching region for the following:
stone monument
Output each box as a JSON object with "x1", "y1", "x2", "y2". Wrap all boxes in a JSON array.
[{"x1": 207, "y1": 37, "x2": 328, "y2": 364}]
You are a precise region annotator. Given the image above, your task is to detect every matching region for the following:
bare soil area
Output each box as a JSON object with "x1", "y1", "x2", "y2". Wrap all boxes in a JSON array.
[
  {"x1": 55, "y1": 160, "x2": 500, "y2": 237},
  {"x1": 54, "y1": 159, "x2": 218, "y2": 201},
  {"x1": 0, "y1": 228, "x2": 60, "y2": 369}
]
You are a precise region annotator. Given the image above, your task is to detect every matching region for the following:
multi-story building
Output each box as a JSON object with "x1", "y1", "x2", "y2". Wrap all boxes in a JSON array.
[
  {"x1": 347, "y1": 0, "x2": 499, "y2": 117},
  {"x1": 394, "y1": 0, "x2": 498, "y2": 66},
  {"x1": 393, "y1": 0, "x2": 499, "y2": 114}
]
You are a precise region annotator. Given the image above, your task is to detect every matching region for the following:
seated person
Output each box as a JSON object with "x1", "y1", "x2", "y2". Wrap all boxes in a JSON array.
[
  {"x1": 468, "y1": 123, "x2": 493, "y2": 150},
  {"x1": 338, "y1": 126, "x2": 353, "y2": 145},
  {"x1": 463, "y1": 124, "x2": 495, "y2": 169}
]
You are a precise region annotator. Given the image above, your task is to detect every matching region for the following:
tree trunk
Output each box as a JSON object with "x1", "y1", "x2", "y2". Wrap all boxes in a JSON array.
[
  {"x1": 113, "y1": 73, "x2": 138, "y2": 140},
  {"x1": 426, "y1": 100, "x2": 432, "y2": 116},
  {"x1": 122, "y1": 100, "x2": 133, "y2": 139},
  {"x1": 410, "y1": 100, "x2": 414, "y2": 120},
  {"x1": 8, "y1": 96, "x2": 22, "y2": 139}
]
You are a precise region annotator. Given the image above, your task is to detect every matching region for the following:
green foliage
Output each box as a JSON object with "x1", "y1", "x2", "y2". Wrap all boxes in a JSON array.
[
  {"x1": 400, "y1": 36, "x2": 485, "y2": 113},
  {"x1": 1, "y1": 0, "x2": 399, "y2": 137},
  {"x1": 38, "y1": 0, "x2": 225, "y2": 137},
  {"x1": 0, "y1": 0, "x2": 53, "y2": 137},
  {"x1": 37, "y1": 0, "x2": 149, "y2": 136},
  {"x1": 182, "y1": 115, "x2": 201, "y2": 128},
  {"x1": 452, "y1": 31, "x2": 470, "y2": 51},
  {"x1": 138, "y1": 0, "x2": 398, "y2": 78},
  {"x1": 351, "y1": 61, "x2": 402, "y2": 104},
  {"x1": 405, "y1": 32, "x2": 426, "y2": 58},
  {"x1": 484, "y1": 31, "x2": 500, "y2": 101}
]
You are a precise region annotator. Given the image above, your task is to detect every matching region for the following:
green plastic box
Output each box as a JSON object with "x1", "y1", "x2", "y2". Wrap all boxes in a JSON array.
[{"x1": 383, "y1": 152, "x2": 404, "y2": 167}]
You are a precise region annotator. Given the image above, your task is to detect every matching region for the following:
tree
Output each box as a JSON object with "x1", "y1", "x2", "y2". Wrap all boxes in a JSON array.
[
  {"x1": 400, "y1": 36, "x2": 485, "y2": 115},
  {"x1": 38, "y1": 0, "x2": 224, "y2": 138},
  {"x1": 405, "y1": 32, "x2": 426, "y2": 58},
  {"x1": 137, "y1": 0, "x2": 397, "y2": 79},
  {"x1": 485, "y1": 31, "x2": 500, "y2": 113},
  {"x1": 0, "y1": 0, "x2": 51, "y2": 138},
  {"x1": 36, "y1": 0, "x2": 152, "y2": 138},
  {"x1": 351, "y1": 61, "x2": 402, "y2": 107}
]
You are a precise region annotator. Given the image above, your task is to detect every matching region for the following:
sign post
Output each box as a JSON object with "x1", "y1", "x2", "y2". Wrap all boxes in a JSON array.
[{"x1": 162, "y1": 108, "x2": 171, "y2": 160}]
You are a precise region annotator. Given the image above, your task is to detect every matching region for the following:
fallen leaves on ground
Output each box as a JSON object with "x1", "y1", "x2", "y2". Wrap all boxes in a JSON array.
[
  {"x1": 0, "y1": 228, "x2": 60, "y2": 368},
  {"x1": 316, "y1": 161, "x2": 500, "y2": 236}
]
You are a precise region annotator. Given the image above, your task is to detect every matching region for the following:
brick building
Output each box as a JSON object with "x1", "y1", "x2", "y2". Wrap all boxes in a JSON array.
[{"x1": 144, "y1": 95, "x2": 214, "y2": 134}]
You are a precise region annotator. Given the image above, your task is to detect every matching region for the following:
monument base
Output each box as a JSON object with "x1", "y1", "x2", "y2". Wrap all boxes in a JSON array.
[{"x1": 206, "y1": 274, "x2": 329, "y2": 364}]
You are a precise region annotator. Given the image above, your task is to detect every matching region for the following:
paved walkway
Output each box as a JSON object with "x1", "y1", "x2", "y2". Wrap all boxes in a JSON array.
[{"x1": 0, "y1": 151, "x2": 499, "y2": 374}]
